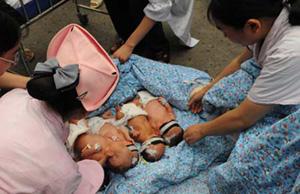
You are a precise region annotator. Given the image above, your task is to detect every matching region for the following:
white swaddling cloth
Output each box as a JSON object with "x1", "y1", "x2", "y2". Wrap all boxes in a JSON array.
[
  {"x1": 67, "y1": 117, "x2": 116, "y2": 151},
  {"x1": 87, "y1": 117, "x2": 115, "y2": 134},
  {"x1": 119, "y1": 103, "x2": 148, "y2": 125},
  {"x1": 138, "y1": 90, "x2": 168, "y2": 107},
  {"x1": 137, "y1": 91, "x2": 158, "y2": 106},
  {"x1": 67, "y1": 119, "x2": 90, "y2": 151}
]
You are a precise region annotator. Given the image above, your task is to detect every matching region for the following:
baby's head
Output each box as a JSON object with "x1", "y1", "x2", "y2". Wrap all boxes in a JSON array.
[
  {"x1": 163, "y1": 126, "x2": 184, "y2": 147},
  {"x1": 74, "y1": 133, "x2": 137, "y2": 173},
  {"x1": 105, "y1": 141, "x2": 136, "y2": 173},
  {"x1": 160, "y1": 121, "x2": 184, "y2": 147},
  {"x1": 140, "y1": 137, "x2": 165, "y2": 162}
]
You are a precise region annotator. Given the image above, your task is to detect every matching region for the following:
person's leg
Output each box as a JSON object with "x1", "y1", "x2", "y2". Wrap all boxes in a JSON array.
[
  {"x1": 128, "y1": 0, "x2": 170, "y2": 62},
  {"x1": 103, "y1": 0, "x2": 133, "y2": 41}
]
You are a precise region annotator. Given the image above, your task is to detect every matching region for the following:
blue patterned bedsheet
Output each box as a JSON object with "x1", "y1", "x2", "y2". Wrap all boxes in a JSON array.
[
  {"x1": 202, "y1": 59, "x2": 261, "y2": 116},
  {"x1": 89, "y1": 55, "x2": 211, "y2": 117},
  {"x1": 91, "y1": 56, "x2": 299, "y2": 194}
]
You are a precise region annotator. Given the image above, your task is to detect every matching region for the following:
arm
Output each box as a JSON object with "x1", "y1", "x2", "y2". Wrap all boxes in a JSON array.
[
  {"x1": 184, "y1": 98, "x2": 273, "y2": 144},
  {"x1": 189, "y1": 48, "x2": 253, "y2": 113},
  {"x1": 113, "y1": 16, "x2": 156, "y2": 63},
  {"x1": 211, "y1": 48, "x2": 252, "y2": 86},
  {"x1": 158, "y1": 97, "x2": 173, "y2": 114},
  {"x1": 115, "y1": 106, "x2": 125, "y2": 120},
  {"x1": 0, "y1": 72, "x2": 30, "y2": 89},
  {"x1": 119, "y1": 126, "x2": 136, "y2": 143}
]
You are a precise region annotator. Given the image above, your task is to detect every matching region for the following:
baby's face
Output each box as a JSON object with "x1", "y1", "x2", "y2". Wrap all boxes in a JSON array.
[
  {"x1": 75, "y1": 134, "x2": 134, "y2": 173},
  {"x1": 75, "y1": 134, "x2": 108, "y2": 164},
  {"x1": 107, "y1": 141, "x2": 134, "y2": 173}
]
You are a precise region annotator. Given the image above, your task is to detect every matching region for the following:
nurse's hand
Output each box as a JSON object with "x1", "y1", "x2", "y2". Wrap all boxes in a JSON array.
[
  {"x1": 188, "y1": 83, "x2": 212, "y2": 113},
  {"x1": 183, "y1": 124, "x2": 206, "y2": 145},
  {"x1": 113, "y1": 43, "x2": 134, "y2": 63}
]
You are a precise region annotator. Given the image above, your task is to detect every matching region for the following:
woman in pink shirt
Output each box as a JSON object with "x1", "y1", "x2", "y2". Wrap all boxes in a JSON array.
[{"x1": 0, "y1": 58, "x2": 106, "y2": 193}]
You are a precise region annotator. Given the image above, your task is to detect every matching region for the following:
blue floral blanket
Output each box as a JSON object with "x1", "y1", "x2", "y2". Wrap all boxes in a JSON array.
[{"x1": 91, "y1": 56, "x2": 299, "y2": 194}]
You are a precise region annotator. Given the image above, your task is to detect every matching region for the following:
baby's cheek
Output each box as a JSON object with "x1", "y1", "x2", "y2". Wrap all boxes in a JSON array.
[{"x1": 86, "y1": 152, "x2": 104, "y2": 161}]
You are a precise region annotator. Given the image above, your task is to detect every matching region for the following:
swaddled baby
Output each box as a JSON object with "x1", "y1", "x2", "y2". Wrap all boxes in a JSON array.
[
  {"x1": 116, "y1": 98, "x2": 166, "y2": 162},
  {"x1": 116, "y1": 91, "x2": 184, "y2": 161},
  {"x1": 67, "y1": 118, "x2": 139, "y2": 173},
  {"x1": 137, "y1": 91, "x2": 183, "y2": 146}
]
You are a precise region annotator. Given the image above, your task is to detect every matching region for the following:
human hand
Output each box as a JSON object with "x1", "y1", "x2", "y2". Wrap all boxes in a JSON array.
[
  {"x1": 119, "y1": 126, "x2": 135, "y2": 143},
  {"x1": 115, "y1": 106, "x2": 124, "y2": 120},
  {"x1": 158, "y1": 97, "x2": 173, "y2": 114},
  {"x1": 101, "y1": 110, "x2": 114, "y2": 119},
  {"x1": 183, "y1": 124, "x2": 206, "y2": 145},
  {"x1": 188, "y1": 84, "x2": 212, "y2": 113},
  {"x1": 113, "y1": 43, "x2": 134, "y2": 63}
]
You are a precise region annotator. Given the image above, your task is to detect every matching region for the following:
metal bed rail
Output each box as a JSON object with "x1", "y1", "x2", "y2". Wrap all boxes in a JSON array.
[
  {"x1": 15, "y1": 0, "x2": 107, "y2": 75},
  {"x1": 19, "y1": 0, "x2": 69, "y2": 29},
  {"x1": 17, "y1": 0, "x2": 70, "y2": 75}
]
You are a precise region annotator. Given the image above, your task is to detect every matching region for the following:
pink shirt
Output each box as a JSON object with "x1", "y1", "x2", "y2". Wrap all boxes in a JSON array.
[{"x1": 0, "y1": 89, "x2": 92, "y2": 193}]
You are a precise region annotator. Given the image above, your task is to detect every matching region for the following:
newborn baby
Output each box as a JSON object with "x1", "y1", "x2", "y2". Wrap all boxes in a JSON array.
[
  {"x1": 116, "y1": 98, "x2": 166, "y2": 162},
  {"x1": 137, "y1": 91, "x2": 183, "y2": 146},
  {"x1": 67, "y1": 118, "x2": 139, "y2": 173}
]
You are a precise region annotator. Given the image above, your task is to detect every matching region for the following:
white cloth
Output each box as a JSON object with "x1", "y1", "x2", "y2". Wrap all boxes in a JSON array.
[
  {"x1": 247, "y1": 8, "x2": 300, "y2": 105},
  {"x1": 87, "y1": 116, "x2": 116, "y2": 134},
  {"x1": 137, "y1": 91, "x2": 158, "y2": 106},
  {"x1": 120, "y1": 103, "x2": 148, "y2": 124},
  {"x1": 144, "y1": 0, "x2": 199, "y2": 47},
  {"x1": 67, "y1": 117, "x2": 118, "y2": 150},
  {"x1": 67, "y1": 119, "x2": 90, "y2": 150}
]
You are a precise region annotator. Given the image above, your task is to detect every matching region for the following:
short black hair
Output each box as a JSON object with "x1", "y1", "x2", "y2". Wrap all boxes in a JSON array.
[
  {"x1": 289, "y1": 0, "x2": 300, "y2": 25},
  {"x1": 0, "y1": 11, "x2": 21, "y2": 56},
  {"x1": 141, "y1": 150, "x2": 159, "y2": 162},
  {"x1": 207, "y1": 0, "x2": 284, "y2": 29},
  {"x1": 207, "y1": 0, "x2": 300, "y2": 28},
  {"x1": 167, "y1": 128, "x2": 184, "y2": 147},
  {"x1": 141, "y1": 143, "x2": 165, "y2": 162}
]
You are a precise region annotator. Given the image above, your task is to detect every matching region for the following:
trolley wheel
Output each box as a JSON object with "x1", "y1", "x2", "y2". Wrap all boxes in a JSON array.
[{"x1": 77, "y1": 13, "x2": 89, "y2": 26}]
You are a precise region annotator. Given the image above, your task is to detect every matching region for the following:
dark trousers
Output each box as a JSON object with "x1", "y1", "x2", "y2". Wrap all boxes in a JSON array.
[{"x1": 103, "y1": 0, "x2": 169, "y2": 53}]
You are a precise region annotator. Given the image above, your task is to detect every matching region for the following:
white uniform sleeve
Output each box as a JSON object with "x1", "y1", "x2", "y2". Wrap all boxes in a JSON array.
[
  {"x1": 248, "y1": 39, "x2": 300, "y2": 105},
  {"x1": 144, "y1": 0, "x2": 173, "y2": 22}
]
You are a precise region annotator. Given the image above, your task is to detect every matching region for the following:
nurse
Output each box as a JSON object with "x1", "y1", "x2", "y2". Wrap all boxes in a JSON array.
[
  {"x1": 104, "y1": 0, "x2": 199, "y2": 63},
  {"x1": 184, "y1": 0, "x2": 300, "y2": 192},
  {"x1": 0, "y1": 58, "x2": 108, "y2": 193},
  {"x1": 185, "y1": 0, "x2": 300, "y2": 145}
]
